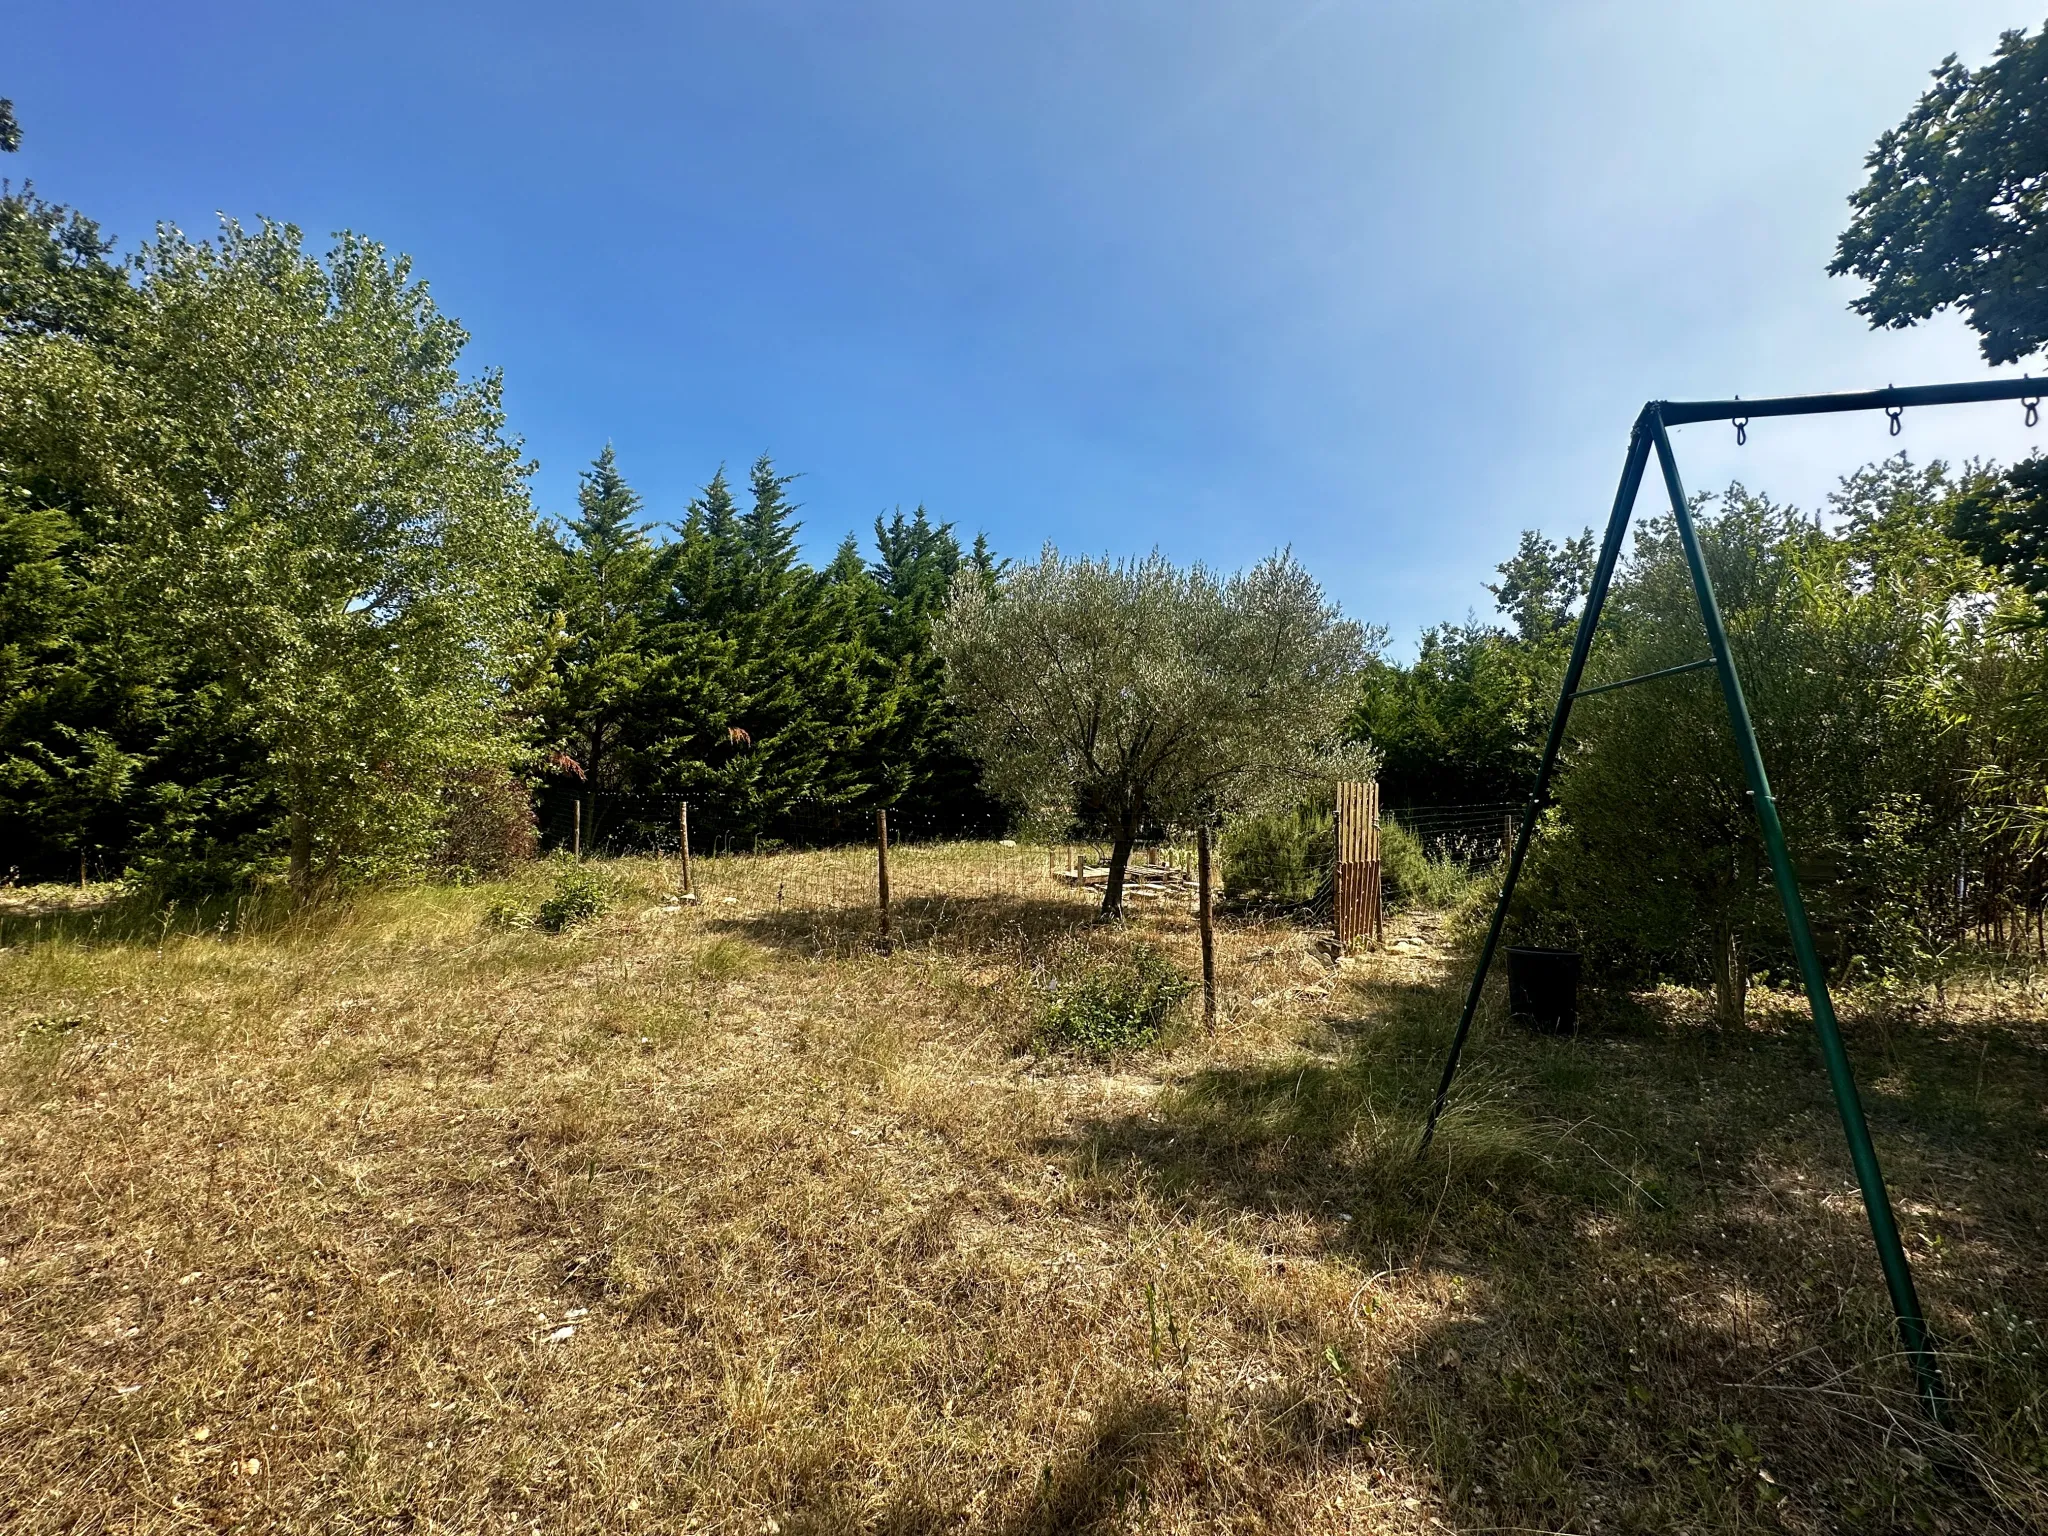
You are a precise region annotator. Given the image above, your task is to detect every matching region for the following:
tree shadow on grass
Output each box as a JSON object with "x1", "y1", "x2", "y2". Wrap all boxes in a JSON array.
[
  {"x1": 1049, "y1": 964, "x2": 2048, "y2": 1532},
  {"x1": 777, "y1": 1394, "x2": 1183, "y2": 1536},
  {"x1": 704, "y1": 892, "x2": 1116, "y2": 963}
]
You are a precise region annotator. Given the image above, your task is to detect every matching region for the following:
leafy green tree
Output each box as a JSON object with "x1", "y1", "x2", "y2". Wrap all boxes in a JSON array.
[
  {"x1": 0, "y1": 177, "x2": 155, "y2": 881},
  {"x1": 1524, "y1": 467, "x2": 2001, "y2": 1020},
  {"x1": 1, "y1": 191, "x2": 135, "y2": 343},
  {"x1": 0, "y1": 99, "x2": 19, "y2": 154},
  {"x1": 936, "y1": 548, "x2": 1378, "y2": 914},
  {"x1": 1352, "y1": 625, "x2": 1559, "y2": 809},
  {"x1": 1948, "y1": 455, "x2": 2048, "y2": 622},
  {"x1": 1, "y1": 214, "x2": 544, "y2": 891},
  {"x1": 1351, "y1": 529, "x2": 1590, "y2": 808},
  {"x1": 1486, "y1": 528, "x2": 1595, "y2": 643},
  {"x1": 1832, "y1": 23, "x2": 2048, "y2": 364}
]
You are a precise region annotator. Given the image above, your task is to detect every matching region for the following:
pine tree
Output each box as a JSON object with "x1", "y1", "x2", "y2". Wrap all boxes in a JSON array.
[
  {"x1": 743, "y1": 455, "x2": 802, "y2": 576},
  {"x1": 542, "y1": 446, "x2": 661, "y2": 846},
  {"x1": 567, "y1": 444, "x2": 647, "y2": 565}
]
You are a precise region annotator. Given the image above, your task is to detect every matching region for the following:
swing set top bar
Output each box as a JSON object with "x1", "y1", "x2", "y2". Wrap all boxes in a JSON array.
[{"x1": 1655, "y1": 374, "x2": 2041, "y2": 427}]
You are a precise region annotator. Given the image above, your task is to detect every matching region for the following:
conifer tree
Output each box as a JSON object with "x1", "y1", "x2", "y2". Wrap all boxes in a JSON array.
[
  {"x1": 542, "y1": 446, "x2": 660, "y2": 844},
  {"x1": 742, "y1": 455, "x2": 802, "y2": 576}
]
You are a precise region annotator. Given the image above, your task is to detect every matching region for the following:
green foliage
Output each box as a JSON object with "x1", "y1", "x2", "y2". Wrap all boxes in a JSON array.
[
  {"x1": 1221, "y1": 803, "x2": 1334, "y2": 907},
  {"x1": 1487, "y1": 528, "x2": 1595, "y2": 644},
  {"x1": 1033, "y1": 942, "x2": 1194, "y2": 1055},
  {"x1": 1949, "y1": 455, "x2": 2048, "y2": 623},
  {"x1": 1352, "y1": 529, "x2": 1587, "y2": 808},
  {"x1": 0, "y1": 196, "x2": 545, "y2": 892},
  {"x1": 1220, "y1": 805, "x2": 1475, "y2": 913},
  {"x1": 0, "y1": 149, "x2": 1010, "y2": 887},
  {"x1": 536, "y1": 443, "x2": 661, "y2": 825},
  {"x1": 533, "y1": 858, "x2": 616, "y2": 933},
  {"x1": 0, "y1": 189, "x2": 135, "y2": 342},
  {"x1": 937, "y1": 548, "x2": 1379, "y2": 913},
  {"x1": 532, "y1": 457, "x2": 1006, "y2": 851},
  {"x1": 1378, "y1": 819, "x2": 1479, "y2": 911},
  {"x1": 1522, "y1": 463, "x2": 2045, "y2": 1008},
  {"x1": 1832, "y1": 23, "x2": 2048, "y2": 364}
]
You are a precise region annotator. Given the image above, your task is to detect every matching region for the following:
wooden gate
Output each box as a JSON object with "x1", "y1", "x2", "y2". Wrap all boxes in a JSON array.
[{"x1": 1335, "y1": 780, "x2": 1382, "y2": 947}]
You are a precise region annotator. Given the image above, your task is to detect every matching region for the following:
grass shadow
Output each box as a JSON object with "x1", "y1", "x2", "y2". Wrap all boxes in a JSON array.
[{"x1": 1054, "y1": 960, "x2": 2048, "y2": 1532}]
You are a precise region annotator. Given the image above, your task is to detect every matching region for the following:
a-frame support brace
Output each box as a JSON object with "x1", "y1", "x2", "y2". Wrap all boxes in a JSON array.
[{"x1": 1415, "y1": 377, "x2": 2048, "y2": 1421}]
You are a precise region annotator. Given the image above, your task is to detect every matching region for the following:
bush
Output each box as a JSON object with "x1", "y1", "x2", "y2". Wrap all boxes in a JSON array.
[
  {"x1": 1379, "y1": 820, "x2": 1480, "y2": 910},
  {"x1": 435, "y1": 768, "x2": 538, "y2": 879},
  {"x1": 532, "y1": 859, "x2": 615, "y2": 933},
  {"x1": 1221, "y1": 804, "x2": 1334, "y2": 906},
  {"x1": 1222, "y1": 804, "x2": 1479, "y2": 915},
  {"x1": 1034, "y1": 943, "x2": 1195, "y2": 1055}
]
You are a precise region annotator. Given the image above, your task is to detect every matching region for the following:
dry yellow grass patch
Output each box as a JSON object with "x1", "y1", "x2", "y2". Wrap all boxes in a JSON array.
[{"x1": 2, "y1": 849, "x2": 2044, "y2": 1533}]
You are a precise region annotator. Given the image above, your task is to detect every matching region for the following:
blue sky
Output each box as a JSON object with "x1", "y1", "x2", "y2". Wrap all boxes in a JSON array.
[{"x1": 11, "y1": 2, "x2": 2048, "y2": 649}]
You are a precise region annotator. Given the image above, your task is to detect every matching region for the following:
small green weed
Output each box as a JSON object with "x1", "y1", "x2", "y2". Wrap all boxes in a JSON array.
[
  {"x1": 482, "y1": 895, "x2": 532, "y2": 930},
  {"x1": 535, "y1": 860, "x2": 616, "y2": 933},
  {"x1": 1034, "y1": 943, "x2": 1194, "y2": 1055}
]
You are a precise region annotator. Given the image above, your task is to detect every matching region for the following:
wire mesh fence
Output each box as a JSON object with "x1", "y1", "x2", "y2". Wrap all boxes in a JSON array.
[
  {"x1": 1384, "y1": 801, "x2": 1522, "y2": 864},
  {"x1": 529, "y1": 788, "x2": 1218, "y2": 920}
]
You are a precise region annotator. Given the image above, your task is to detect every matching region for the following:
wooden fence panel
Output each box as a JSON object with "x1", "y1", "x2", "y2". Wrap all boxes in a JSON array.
[{"x1": 1335, "y1": 780, "x2": 1382, "y2": 947}]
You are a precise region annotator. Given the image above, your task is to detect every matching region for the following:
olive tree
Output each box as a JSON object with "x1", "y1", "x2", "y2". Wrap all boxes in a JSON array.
[{"x1": 935, "y1": 547, "x2": 1378, "y2": 915}]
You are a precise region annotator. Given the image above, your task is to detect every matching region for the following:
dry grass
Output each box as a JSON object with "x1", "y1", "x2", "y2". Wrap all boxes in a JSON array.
[{"x1": 1, "y1": 846, "x2": 2043, "y2": 1533}]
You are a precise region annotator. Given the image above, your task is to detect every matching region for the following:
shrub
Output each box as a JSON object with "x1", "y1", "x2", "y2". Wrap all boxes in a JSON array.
[
  {"x1": 1222, "y1": 803, "x2": 1479, "y2": 915},
  {"x1": 1034, "y1": 943, "x2": 1195, "y2": 1055},
  {"x1": 1379, "y1": 820, "x2": 1481, "y2": 910},
  {"x1": 482, "y1": 895, "x2": 532, "y2": 930},
  {"x1": 533, "y1": 859, "x2": 615, "y2": 933},
  {"x1": 1221, "y1": 804, "x2": 1335, "y2": 907}
]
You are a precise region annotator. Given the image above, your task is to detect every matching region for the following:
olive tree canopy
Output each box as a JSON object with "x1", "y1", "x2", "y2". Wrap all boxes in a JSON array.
[{"x1": 935, "y1": 546, "x2": 1378, "y2": 914}]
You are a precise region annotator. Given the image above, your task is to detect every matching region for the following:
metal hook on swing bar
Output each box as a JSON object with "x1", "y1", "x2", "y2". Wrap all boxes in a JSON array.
[
  {"x1": 1733, "y1": 416, "x2": 1748, "y2": 446},
  {"x1": 1886, "y1": 404, "x2": 1904, "y2": 436},
  {"x1": 2025, "y1": 389, "x2": 2040, "y2": 429}
]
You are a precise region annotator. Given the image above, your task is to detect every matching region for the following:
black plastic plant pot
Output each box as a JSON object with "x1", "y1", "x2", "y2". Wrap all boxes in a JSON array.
[{"x1": 1506, "y1": 946, "x2": 1580, "y2": 1034}]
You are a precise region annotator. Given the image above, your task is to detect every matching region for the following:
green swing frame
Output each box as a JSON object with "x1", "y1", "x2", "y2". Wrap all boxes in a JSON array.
[{"x1": 1417, "y1": 377, "x2": 2046, "y2": 1421}]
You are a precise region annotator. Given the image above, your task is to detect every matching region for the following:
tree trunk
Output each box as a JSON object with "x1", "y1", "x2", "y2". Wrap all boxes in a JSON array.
[
  {"x1": 1710, "y1": 919, "x2": 1746, "y2": 1030},
  {"x1": 1101, "y1": 806, "x2": 1141, "y2": 918}
]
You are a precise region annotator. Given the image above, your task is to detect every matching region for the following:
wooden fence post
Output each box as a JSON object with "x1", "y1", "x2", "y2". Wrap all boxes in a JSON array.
[
  {"x1": 1197, "y1": 824, "x2": 1217, "y2": 1025},
  {"x1": 573, "y1": 798, "x2": 582, "y2": 860},
  {"x1": 1335, "y1": 781, "x2": 1382, "y2": 948},
  {"x1": 876, "y1": 807, "x2": 892, "y2": 952},
  {"x1": 679, "y1": 801, "x2": 694, "y2": 897}
]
